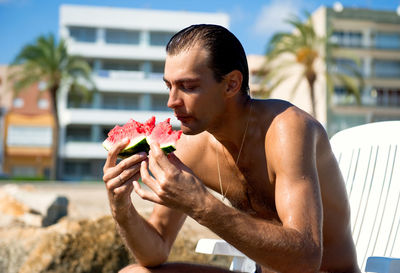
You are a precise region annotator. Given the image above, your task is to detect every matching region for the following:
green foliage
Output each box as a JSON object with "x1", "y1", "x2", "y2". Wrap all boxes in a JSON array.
[
  {"x1": 260, "y1": 12, "x2": 363, "y2": 118},
  {"x1": 8, "y1": 33, "x2": 96, "y2": 180},
  {"x1": 9, "y1": 33, "x2": 95, "y2": 106}
]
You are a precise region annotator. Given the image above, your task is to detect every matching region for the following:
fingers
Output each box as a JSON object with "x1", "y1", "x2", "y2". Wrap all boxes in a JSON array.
[
  {"x1": 148, "y1": 143, "x2": 178, "y2": 175},
  {"x1": 140, "y1": 159, "x2": 160, "y2": 193},
  {"x1": 133, "y1": 178, "x2": 162, "y2": 204},
  {"x1": 103, "y1": 152, "x2": 147, "y2": 182},
  {"x1": 103, "y1": 138, "x2": 130, "y2": 170},
  {"x1": 167, "y1": 152, "x2": 191, "y2": 172},
  {"x1": 105, "y1": 163, "x2": 141, "y2": 192}
]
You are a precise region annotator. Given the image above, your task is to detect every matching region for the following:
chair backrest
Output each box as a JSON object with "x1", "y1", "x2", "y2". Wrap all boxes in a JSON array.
[{"x1": 330, "y1": 121, "x2": 400, "y2": 270}]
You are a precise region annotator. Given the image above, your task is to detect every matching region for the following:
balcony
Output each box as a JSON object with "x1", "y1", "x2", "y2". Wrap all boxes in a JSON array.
[
  {"x1": 67, "y1": 40, "x2": 166, "y2": 61},
  {"x1": 332, "y1": 88, "x2": 400, "y2": 109},
  {"x1": 93, "y1": 70, "x2": 164, "y2": 93},
  {"x1": 62, "y1": 141, "x2": 106, "y2": 159},
  {"x1": 61, "y1": 109, "x2": 178, "y2": 127}
]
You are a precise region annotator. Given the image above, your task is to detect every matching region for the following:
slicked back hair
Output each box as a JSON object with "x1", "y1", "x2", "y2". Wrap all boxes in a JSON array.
[{"x1": 166, "y1": 24, "x2": 249, "y2": 95}]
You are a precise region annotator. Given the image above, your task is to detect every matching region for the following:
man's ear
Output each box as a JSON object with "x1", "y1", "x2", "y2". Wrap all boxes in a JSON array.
[{"x1": 224, "y1": 70, "x2": 243, "y2": 98}]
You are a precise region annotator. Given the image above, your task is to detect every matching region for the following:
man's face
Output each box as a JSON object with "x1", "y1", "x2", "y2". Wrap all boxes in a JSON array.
[{"x1": 164, "y1": 45, "x2": 226, "y2": 135}]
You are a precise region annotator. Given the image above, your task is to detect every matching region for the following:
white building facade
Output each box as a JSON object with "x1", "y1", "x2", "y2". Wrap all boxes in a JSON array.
[{"x1": 59, "y1": 5, "x2": 229, "y2": 180}]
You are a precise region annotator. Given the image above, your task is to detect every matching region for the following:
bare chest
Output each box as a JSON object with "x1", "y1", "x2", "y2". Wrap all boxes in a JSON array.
[{"x1": 197, "y1": 144, "x2": 279, "y2": 222}]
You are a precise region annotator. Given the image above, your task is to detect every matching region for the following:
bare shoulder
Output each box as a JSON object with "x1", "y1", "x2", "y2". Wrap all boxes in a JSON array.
[
  {"x1": 266, "y1": 103, "x2": 327, "y2": 146},
  {"x1": 174, "y1": 131, "x2": 212, "y2": 169},
  {"x1": 264, "y1": 103, "x2": 329, "y2": 173}
]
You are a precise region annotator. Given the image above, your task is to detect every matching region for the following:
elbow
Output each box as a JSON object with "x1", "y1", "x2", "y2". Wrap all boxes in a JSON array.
[
  {"x1": 137, "y1": 256, "x2": 168, "y2": 268},
  {"x1": 298, "y1": 243, "x2": 322, "y2": 273},
  {"x1": 136, "y1": 247, "x2": 169, "y2": 268},
  {"x1": 280, "y1": 242, "x2": 321, "y2": 273}
]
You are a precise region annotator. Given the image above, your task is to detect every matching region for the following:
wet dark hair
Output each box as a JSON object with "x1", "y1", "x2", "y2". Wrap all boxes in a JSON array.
[{"x1": 166, "y1": 24, "x2": 249, "y2": 95}]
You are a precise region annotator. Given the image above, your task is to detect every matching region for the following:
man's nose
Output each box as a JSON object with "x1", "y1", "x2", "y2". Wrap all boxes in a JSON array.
[{"x1": 167, "y1": 88, "x2": 183, "y2": 109}]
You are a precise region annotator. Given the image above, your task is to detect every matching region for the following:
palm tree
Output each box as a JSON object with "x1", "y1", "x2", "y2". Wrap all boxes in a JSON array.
[
  {"x1": 260, "y1": 13, "x2": 363, "y2": 119},
  {"x1": 9, "y1": 33, "x2": 95, "y2": 180}
]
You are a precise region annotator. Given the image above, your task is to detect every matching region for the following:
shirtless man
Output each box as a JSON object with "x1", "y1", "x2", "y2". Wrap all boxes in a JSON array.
[{"x1": 102, "y1": 24, "x2": 360, "y2": 273}]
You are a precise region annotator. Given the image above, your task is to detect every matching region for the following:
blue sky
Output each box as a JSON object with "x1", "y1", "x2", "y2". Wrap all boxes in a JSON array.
[{"x1": 0, "y1": 0, "x2": 399, "y2": 64}]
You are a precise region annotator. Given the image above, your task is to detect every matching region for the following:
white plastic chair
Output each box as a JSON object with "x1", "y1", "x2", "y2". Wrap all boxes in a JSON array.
[
  {"x1": 330, "y1": 121, "x2": 400, "y2": 272},
  {"x1": 196, "y1": 121, "x2": 400, "y2": 273}
]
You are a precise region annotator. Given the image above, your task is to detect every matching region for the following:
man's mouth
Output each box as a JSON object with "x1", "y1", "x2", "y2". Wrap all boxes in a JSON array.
[{"x1": 176, "y1": 114, "x2": 192, "y2": 123}]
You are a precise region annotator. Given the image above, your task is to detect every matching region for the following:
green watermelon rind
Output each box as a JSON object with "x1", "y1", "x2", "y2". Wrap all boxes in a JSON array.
[
  {"x1": 103, "y1": 136, "x2": 177, "y2": 159},
  {"x1": 160, "y1": 145, "x2": 176, "y2": 154}
]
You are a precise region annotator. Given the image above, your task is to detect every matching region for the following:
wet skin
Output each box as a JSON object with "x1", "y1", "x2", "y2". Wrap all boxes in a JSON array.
[{"x1": 103, "y1": 45, "x2": 360, "y2": 273}]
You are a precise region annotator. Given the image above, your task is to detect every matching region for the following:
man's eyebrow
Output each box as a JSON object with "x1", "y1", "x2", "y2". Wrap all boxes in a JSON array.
[{"x1": 163, "y1": 77, "x2": 200, "y2": 84}]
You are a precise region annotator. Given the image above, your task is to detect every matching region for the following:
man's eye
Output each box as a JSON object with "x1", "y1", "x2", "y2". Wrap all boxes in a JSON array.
[{"x1": 183, "y1": 85, "x2": 196, "y2": 91}]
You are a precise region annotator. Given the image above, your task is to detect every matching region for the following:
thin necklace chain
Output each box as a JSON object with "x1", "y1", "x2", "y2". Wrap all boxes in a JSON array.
[{"x1": 215, "y1": 101, "x2": 252, "y2": 201}]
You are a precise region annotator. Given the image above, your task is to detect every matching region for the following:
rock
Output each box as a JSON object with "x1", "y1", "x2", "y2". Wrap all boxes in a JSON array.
[
  {"x1": 0, "y1": 184, "x2": 68, "y2": 227},
  {"x1": 0, "y1": 216, "x2": 131, "y2": 273}
]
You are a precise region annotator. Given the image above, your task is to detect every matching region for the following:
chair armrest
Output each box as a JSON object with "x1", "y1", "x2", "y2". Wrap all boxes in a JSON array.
[
  {"x1": 365, "y1": 256, "x2": 400, "y2": 273},
  {"x1": 195, "y1": 238, "x2": 246, "y2": 257},
  {"x1": 195, "y1": 239, "x2": 256, "y2": 273}
]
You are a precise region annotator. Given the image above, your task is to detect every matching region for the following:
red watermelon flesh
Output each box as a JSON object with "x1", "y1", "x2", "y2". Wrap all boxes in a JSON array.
[
  {"x1": 147, "y1": 118, "x2": 182, "y2": 153},
  {"x1": 102, "y1": 116, "x2": 181, "y2": 157}
]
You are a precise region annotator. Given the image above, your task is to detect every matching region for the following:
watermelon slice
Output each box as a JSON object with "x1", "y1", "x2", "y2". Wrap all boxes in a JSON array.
[
  {"x1": 102, "y1": 116, "x2": 181, "y2": 158},
  {"x1": 147, "y1": 118, "x2": 182, "y2": 155}
]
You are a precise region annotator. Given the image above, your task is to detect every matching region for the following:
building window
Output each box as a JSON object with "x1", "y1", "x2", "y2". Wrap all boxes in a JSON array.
[
  {"x1": 151, "y1": 62, "x2": 164, "y2": 73},
  {"x1": 148, "y1": 61, "x2": 164, "y2": 79},
  {"x1": 373, "y1": 60, "x2": 400, "y2": 78},
  {"x1": 7, "y1": 126, "x2": 52, "y2": 147},
  {"x1": 149, "y1": 31, "x2": 174, "y2": 46},
  {"x1": 67, "y1": 91, "x2": 92, "y2": 109},
  {"x1": 69, "y1": 26, "x2": 96, "y2": 43},
  {"x1": 331, "y1": 31, "x2": 363, "y2": 48},
  {"x1": 375, "y1": 88, "x2": 400, "y2": 107},
  {"x1": 373, "y1": 32, "x2": 400, "y2": 50},
  {"x1": 11, "y1": 166, "x2": 37, "y2": 177},
  {"x1": 102, "y1": 60, "x2": 141, "y2": 71},
  {"x1": 64, "y1": 160, "x2": 91, "y2": 180},
  {"x1": 151, "y1": 94, "x2": 170, "y2": 111},
  {"x1": 66, "y1": 125, "x2": 92, "y2": 142},
  {"x1": 101, "y1": 126, "x2": 115, "y2": 141},
  {"x1": 102, "y1": 93, "x2": 140, "y2": 110},
  {"x1": 105, "y1": 29, "x2": 140, "y2": 45},
  {"x1": 38, "y1": 99, "x2": 49, "y2": 109},
  {"x1": 331, "y1": 58, "x2": 363, "y2": 76},
  {"x1": 13, "y1": 98, "x2": 24, "y2": 108}
]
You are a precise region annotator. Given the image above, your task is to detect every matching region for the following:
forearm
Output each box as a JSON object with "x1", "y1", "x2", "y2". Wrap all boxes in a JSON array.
[
  {"x1": 191, "y1": 194, "x2": 321, "y2": 273},
  {"x1": 115, "y1": 205, "x2": 169, "y2": 267}
]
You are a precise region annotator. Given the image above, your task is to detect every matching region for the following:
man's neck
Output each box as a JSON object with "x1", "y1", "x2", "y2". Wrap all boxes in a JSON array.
[{"x1": 208, "y1": 95, "x2": 252, "y2": 152}]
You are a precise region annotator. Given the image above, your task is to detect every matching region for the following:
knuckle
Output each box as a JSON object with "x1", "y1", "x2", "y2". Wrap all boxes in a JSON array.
[
  {"x1": 102, "y1": 171, "x2": 112, "y2": 182},
  {"x1": 165, "y1": 169, "x2": 179, "y2": 181},
  {"x1": 153, "y1": 149, "x2": 163, "y2": 159},
  {"x1": 159, "y1": 176, "x2": 169, "y2": 186},
  {"x1": 119, "y1": 160, "x2": 128, "y2": 169}
]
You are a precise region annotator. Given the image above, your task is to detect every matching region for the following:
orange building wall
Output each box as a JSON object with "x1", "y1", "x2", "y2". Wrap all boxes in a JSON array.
[{"x1": 2, "y1": 66, "x2": 56, "y2": 178}]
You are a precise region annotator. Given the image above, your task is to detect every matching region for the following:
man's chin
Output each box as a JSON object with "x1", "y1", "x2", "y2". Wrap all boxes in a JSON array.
[{"x1": 180, "y1": 124, "x2": 204, "y2": 135}]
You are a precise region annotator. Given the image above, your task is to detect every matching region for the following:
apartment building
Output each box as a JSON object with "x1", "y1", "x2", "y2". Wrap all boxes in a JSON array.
[
  {"x1": 59, "y1": 5, "x2": 229, "y2": 180},
  {"x1": 319, "y1": 6, "x2": 400, "y2": 135},
  {"x1": 0, "y1": 66, "x2": 55, "y2": 178},
  {"x1": 0, "y1": 66, "x2": 13, "y2": 175},
  {"x1": 249, "y1": 6, "x2": 400, "y2": 137}
]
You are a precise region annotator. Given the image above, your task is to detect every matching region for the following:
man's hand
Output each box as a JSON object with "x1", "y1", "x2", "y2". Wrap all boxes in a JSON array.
[
  {"x1": 103, "y1": 138, "x2": 147, "y2": 222},
  {"x1": 134, "y1": 143, "x2": 209, "y2": 216}
]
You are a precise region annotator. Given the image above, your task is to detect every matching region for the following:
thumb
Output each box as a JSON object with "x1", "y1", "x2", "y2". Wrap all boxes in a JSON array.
[{"x1": 168, "y1": 153, "x2": 192, "y2": 173}]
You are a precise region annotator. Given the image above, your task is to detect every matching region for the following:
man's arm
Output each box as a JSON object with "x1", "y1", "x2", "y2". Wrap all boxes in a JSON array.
[
  {"x1": 103, "y1": 139, "x2": 186, "y2": 267},
  {"x1": 195, "y1": 111, "x2": 323, "y2": 272},
  {"x1": 116, "y1": 203, "x2": 186, "y2": 266},
  {"x1": 137, "y1": 111, "x2": 323, "y2": 272}
]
